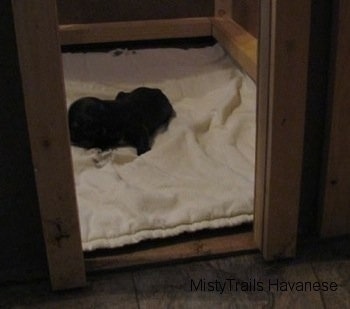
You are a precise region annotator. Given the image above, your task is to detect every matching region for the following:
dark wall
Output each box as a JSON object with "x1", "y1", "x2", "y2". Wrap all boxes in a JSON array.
[
  {"x1": 57, "y1": 0, "x2": 214, "y2": 24},
  {"x1": 0, "y1": 1, "x2": 47, "y2": 282},
  {"x1": 56, "y1": 0, "x2": 259, "y2": 37},
  {"x1": 232, "y1": 0, "x2": 259, "y2": 37},
  {"x1": 299, "y1": 0, "x2": 333, "y2": 235}
]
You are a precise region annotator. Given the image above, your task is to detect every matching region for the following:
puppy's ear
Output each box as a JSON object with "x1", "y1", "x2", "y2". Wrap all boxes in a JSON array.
[{"x1": 115, "y1": 91, "x2": 128, "y2": 101}]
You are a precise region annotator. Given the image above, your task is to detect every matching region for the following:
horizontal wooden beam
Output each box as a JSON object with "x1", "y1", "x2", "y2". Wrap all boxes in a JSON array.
[
  {"x1": 212, "y1": 17, "x2": 257, "y2": 81},
  {"x1": 59, "y1": 17, "x2": 212, "y2": 45},
  {"x1": 85, "y1": 232, "x2": 257, "y2": 272},
  {"x1": 59, "y1": 17, "x2": 257, "y2": 82}
]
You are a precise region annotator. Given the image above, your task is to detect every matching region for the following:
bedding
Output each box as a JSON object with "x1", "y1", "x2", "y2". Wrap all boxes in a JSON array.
[{"x1": 63, "y1": 44, "x2": 256, "y2": 251}]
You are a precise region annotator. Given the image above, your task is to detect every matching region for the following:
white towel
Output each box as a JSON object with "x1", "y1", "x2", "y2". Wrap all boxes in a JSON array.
[{"x1": 63, "y1": 44, "x2": 256, "y2": 251}]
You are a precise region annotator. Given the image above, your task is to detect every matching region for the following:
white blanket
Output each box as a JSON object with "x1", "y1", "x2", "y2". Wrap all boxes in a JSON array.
[{"x1": 63, "y1": 44, "x2": 256, "y2": 251}]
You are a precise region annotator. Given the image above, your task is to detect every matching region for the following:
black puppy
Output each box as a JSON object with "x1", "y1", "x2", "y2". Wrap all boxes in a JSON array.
[{"x1": 68, "y1": 87, "x2": 175, "y2": 155}]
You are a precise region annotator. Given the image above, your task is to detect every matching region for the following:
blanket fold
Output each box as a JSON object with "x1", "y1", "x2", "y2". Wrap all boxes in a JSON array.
[{"x1": 63, "y1": 44, "x2": 256, "y2": 251}]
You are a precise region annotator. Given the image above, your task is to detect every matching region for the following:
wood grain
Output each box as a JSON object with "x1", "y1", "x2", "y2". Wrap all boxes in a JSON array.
[
  {"x1": 85, "y1": 232, "x2": 257, "y2": 272},
  {"x1": 59, "y1": 18, "x2": 212, "y2": 45},
  {"x1": 11, "y1": 0, "x2": 86, "y2": 290},
  {"x1": 254, "y1": 0, "x2": 270, "y2": 251},
  {"x1": 257, "y1": 0, "x2": 312, "y2": 260},
  {"x1": 211, "y1": 17, "x2": 257, "y2": 81}
]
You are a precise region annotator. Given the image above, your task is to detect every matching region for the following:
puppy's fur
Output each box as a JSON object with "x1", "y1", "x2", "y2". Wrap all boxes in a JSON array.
[{"x1": 68, "y1": 87, "x2": 175, "y2": 155}]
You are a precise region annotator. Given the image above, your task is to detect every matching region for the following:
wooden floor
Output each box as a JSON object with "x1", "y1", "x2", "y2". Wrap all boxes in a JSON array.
[{"x1": 1, "y1": 236, "x2": 349, "y2": 308}]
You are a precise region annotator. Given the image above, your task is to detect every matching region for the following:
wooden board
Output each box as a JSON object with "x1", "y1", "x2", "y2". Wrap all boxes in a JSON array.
[
  {"x1": 85, "y1": 232, "x2": 256, "y2": 272},
  {"x1": 320, "y1": 0, "x2": 350, "y2": 237},
  {"x1": 256, "y1": 0, "x2": 311, "y2": 260},
  {"x1": 59, "y1": 16, "x2": 257, "y2": 84},
  {"x1": 254, "y1": 0, "x2": 270, "y2": 252},
  {"x1": 59, "y1": 18, "x2": 212, "y2": 45},
  {"x1": 211, "y1": 17, "x2": 257, "y2": 81},
  {"x1": 11, "y1": 0, "x2": 86, "y2": 290}
]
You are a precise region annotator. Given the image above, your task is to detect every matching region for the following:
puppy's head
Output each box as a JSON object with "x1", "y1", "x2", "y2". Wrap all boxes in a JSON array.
[{"x1": 68, "y1": 97, "x2": 109, "y2": 149}]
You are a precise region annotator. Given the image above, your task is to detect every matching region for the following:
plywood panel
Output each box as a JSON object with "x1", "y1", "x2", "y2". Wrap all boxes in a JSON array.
[
  {"x1": 320, "y1": 0, "x2": 350, "y2": 237},
  {"x1": 11, "y1": 0, "x2": 86, "y2": 290}
]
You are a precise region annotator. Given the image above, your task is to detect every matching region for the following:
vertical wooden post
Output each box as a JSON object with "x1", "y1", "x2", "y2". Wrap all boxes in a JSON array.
[
  {"x1": 254, "y1": 0, "x2": 270, "y2": 253},
  {"x1": 255, "y1": 0, "x2": 311, "y2": 260},
  {"x1": 215, "y1": 0, "x2": 232, "y2": 18},
  {"x1": 11, "y1": 0, "x2": 86, "y2": 289},
  {"x1": 320, "y1": 0, "x2": 350, "y2": 237}
]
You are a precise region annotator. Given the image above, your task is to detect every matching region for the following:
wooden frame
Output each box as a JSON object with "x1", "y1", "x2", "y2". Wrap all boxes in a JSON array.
[
  {"x1": 12, "y1": 0, "x2": 311, "y2": 289},
  {"x1": 255, "y1": 0, "x2": 311, "y2": 260},
  {"x1": 59, "y1": 18, "x2": 212, "y2": 45},
  {"x1": 85, "y1": 231, "x2": 255, "y2": 272},
  {"x1": 59, "y1": 17, "x2": 257, "y2": 81},
  {"x1": 11, "y1": 0, "x2": 86, "y2": 289}
]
